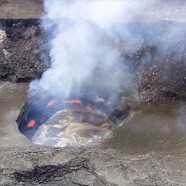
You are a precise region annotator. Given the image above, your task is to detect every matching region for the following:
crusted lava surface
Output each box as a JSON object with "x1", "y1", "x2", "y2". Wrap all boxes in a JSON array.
[{"x1": 16, "y1": 91, "x2": 133, "y2": 142}]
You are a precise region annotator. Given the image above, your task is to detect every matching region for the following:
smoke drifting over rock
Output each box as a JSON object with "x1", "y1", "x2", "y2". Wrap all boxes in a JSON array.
[
  {"x1": 29, "y1": 1, "x2": 143, "y2": 100},
  {"x1": 29, "y1": 0, "x2": 186, "y2": 103}
]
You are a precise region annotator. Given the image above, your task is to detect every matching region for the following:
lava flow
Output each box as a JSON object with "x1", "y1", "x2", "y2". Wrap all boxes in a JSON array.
[
  {"x1": 47, "y1": 99, "x2": 82, "y2": 108},
  {"x1": 64, "y1": 100, "x2": 82, "y2": 104},
  {"x1": 47, "y1": 101, "x2": 55, "y2": 108},
  {"x1": 26, "y1": 119, "x2": 36, "y2": 128}
]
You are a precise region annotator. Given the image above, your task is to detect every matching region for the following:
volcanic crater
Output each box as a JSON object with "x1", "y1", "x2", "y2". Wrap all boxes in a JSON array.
[{"x1": 0, "y1": 1, "x2": 186, "y2": 186}]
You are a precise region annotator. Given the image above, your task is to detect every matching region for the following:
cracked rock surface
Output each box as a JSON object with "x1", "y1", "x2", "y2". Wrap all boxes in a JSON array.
[{"x1": 0, "y1": 146, "x2": 186, "y2": 186}]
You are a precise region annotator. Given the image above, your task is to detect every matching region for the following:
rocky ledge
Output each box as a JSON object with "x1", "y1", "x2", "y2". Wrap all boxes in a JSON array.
[{"x1": 0, "y1": 19, "x2": 48, "y2": 82}]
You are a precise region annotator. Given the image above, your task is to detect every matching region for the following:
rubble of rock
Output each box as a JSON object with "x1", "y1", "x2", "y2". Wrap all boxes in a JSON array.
[{"x1": 0, "y1": 19, "x2": 48, "y2": 82}]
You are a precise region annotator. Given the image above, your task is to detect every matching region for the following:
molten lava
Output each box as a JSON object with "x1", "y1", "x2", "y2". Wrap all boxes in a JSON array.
[
  {"x1": 64, "y1": 100, "x2": 82, "y2": 104},
  {"x1": 47, "y1": 99, "x2": 82, "y2": 108},
  {"x1": 47, "y1": 101, "x2": 55, "y2": 108},
  {"x1": 27, "y1": 119, "x2": 36, "y2": 128}
]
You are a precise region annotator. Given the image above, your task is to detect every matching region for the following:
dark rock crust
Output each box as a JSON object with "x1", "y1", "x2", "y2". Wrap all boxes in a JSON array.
[{"x1": 0, "y1": 19, "x2": 48, "y2": 82}]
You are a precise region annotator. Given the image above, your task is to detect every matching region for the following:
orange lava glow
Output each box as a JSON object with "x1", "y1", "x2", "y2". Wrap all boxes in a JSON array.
[
  {"x1": 47, "y1": 101, "x2": 55, "y2": 108},
  {"x1": 27, "y1": 119, "x2": 36, "y2": 128},
  {"x1": 64, "y1": 100, "x2": 82, "y2": 104}
]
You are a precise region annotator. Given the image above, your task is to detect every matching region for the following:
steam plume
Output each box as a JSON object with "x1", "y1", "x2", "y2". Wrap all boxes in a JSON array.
[{"x1": 29, "y1": 0, "x2": 186, "y2": 103}]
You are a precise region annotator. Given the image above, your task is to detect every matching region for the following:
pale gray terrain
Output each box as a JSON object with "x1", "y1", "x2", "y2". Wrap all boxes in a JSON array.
[{"x1": 0, "y1": 0, "x2": 43, "y2": 19}]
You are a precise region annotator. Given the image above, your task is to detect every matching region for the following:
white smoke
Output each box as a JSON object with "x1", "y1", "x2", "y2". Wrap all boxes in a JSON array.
[
  {"x1": 29, "y1": 0, "x2": 185, "y2": 102},
  {"x1": 29, "y1": 0, "x2": 148, "y2": 100}
]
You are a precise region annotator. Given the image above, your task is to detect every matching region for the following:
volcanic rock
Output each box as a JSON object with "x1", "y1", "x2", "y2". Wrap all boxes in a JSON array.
[{"x1": 0, "y1": 19, "x2": 48, "y2": 82}]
